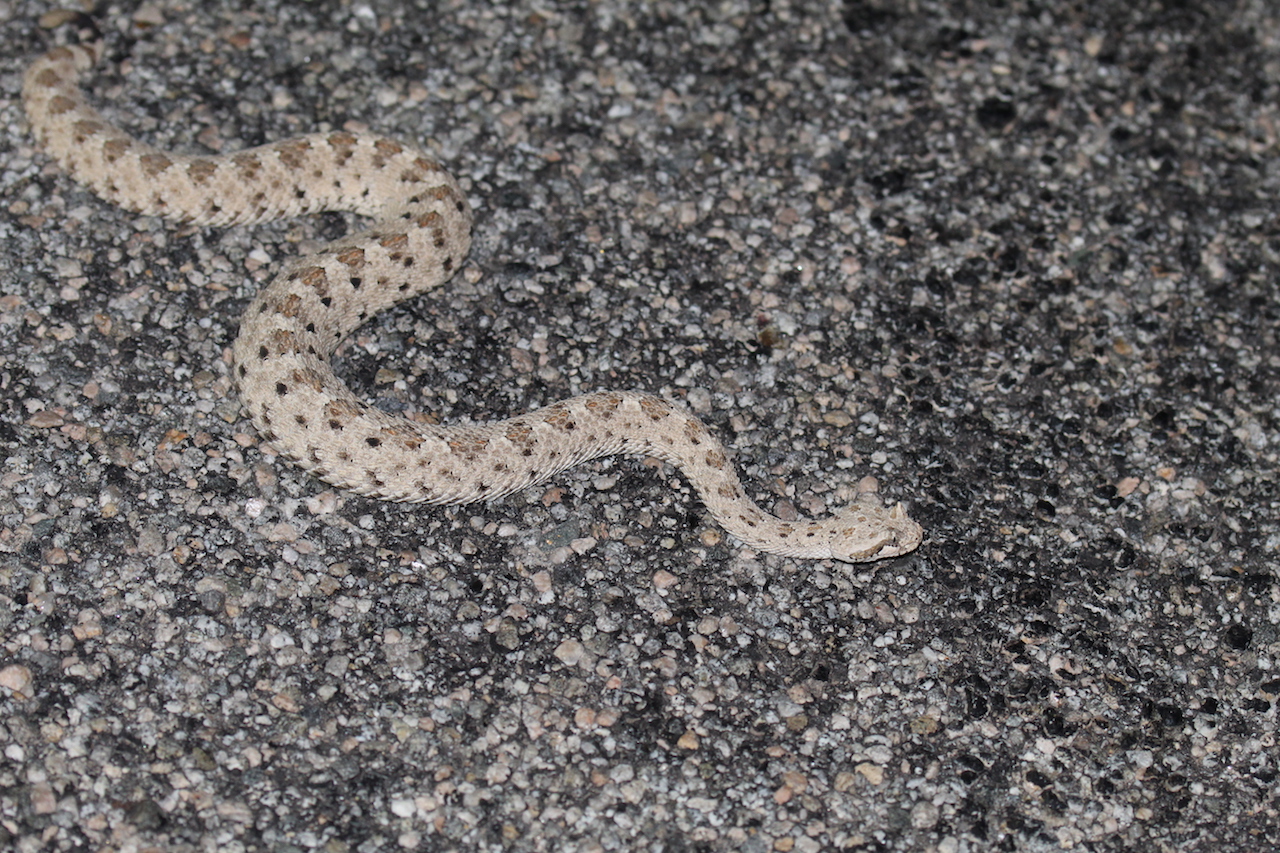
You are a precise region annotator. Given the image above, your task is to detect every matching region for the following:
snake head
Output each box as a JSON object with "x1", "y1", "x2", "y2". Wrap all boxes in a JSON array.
[{"x1": 825, "y1": 498, "x2": 924, "y2": 563}]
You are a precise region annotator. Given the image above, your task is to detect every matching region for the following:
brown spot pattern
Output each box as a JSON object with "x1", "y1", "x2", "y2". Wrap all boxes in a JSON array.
[
  {"x1": 379, "y1": 233, "x2": 409, "y2": 251},
  {"x1": 449, "y1": 436, "x2": 488, "y2": 456},
  {"x1": 101, "y1": 139, "x2": 131, "y2": 163},
  {"x1": 46, "y1": 94, "x2": 77, "y2": 116},
  {"x1": 276, "y1": 293, "x2": 305, "y2": 318},
  {"x1": 639, "y1": 396, "x2": 670, "y2": 420},
  {"x1": 188, "y1": 159, "x2": 219, "y2": 184},
  {"x1": 139, "y1": 152, "x2": 173, "y2": 176},
  {"x1": 336, "y1": 247, "x2": 365, "y2": 268},
  {"x1": 233, "y1": 152, "x2": 262, "y2": 181},
  {"x1": 274, "y1": 139, "x2": 312, "y2": 170}
]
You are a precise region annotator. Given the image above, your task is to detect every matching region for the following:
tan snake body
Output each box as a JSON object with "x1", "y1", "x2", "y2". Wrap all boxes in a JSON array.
[{"x1": 22, "y1": 37, "x2": 923, "y2": 563}]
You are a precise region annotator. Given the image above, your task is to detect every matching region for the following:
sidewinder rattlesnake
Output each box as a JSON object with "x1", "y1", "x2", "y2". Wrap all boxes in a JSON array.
[{"x1": 21, "y1": 32, "x2": 923, "y2": 562}]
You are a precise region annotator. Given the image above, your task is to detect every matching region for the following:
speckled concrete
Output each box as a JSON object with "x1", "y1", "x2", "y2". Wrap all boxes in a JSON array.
[{"x1": 1, "y1": 1, "x2": 1277, "y2": 851}]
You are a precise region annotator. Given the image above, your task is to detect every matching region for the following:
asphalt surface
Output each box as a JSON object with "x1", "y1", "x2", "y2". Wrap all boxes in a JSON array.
[{"x1": 1, "y1": 1, "x2": 1277, "y2": 851}]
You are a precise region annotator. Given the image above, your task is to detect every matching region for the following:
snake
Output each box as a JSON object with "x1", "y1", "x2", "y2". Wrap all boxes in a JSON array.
[{"x1": 21, "y1": 32, "x2": 923, "y2": 563}]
